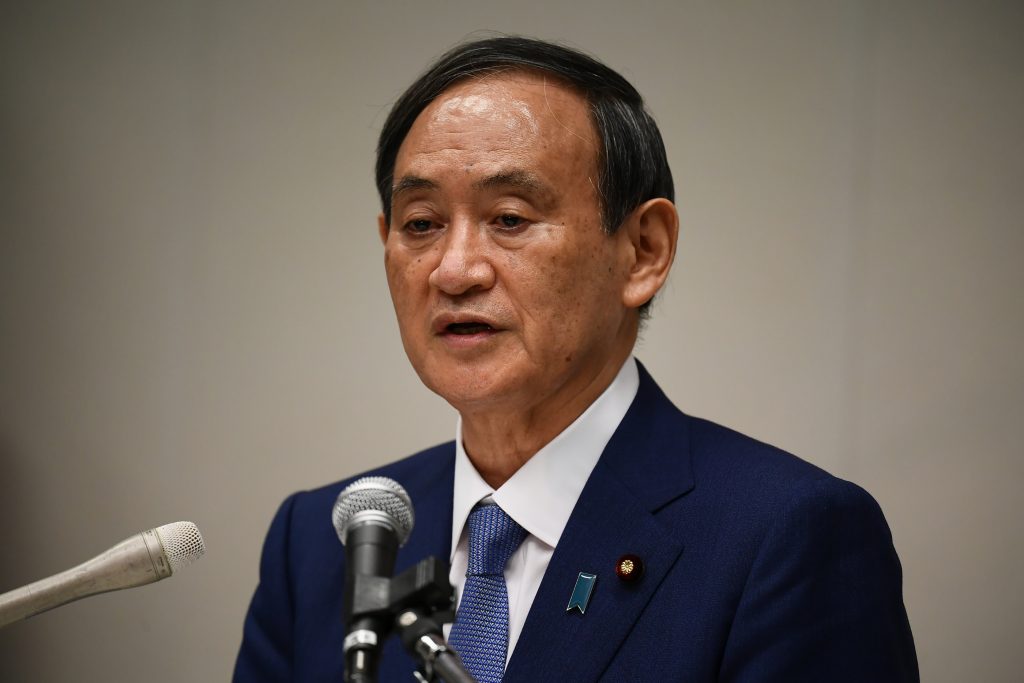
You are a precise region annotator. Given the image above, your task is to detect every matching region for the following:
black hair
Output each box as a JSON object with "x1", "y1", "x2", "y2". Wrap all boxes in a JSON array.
[{"x1": 374, "y1": 36, "x2": 674, "y2": 315}]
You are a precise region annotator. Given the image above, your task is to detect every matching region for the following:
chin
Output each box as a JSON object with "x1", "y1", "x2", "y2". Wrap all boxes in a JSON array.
[{"x1": 419, "y1": 361, "x2": 522, "y2": 411}]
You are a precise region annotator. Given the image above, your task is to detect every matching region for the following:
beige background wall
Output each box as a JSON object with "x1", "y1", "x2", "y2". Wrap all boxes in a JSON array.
[{"x1": 1, "y1": 1, "x2": 1021, "y2": 680}]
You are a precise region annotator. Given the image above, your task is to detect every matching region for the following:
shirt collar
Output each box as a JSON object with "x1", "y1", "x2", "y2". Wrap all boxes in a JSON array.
[{"x1": 451, "y1": 357, "x2": 640, "y2": 557}]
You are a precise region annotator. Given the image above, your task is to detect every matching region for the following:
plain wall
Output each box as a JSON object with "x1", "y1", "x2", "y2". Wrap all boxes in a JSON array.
[{"x1": 1, "y1": 1, "x2": 1021, "y2": 680}]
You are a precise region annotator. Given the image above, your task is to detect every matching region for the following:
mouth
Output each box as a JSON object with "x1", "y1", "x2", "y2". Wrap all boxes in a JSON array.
[
  {"x1": 444, "y1": 321, "x2": 495, "y2": 335},
  {"x1": 433, "y1": 314, "x2": 502, "y2": 340}
]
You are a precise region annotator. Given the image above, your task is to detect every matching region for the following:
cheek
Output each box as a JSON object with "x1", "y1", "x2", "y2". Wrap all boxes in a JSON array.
[
  {"x1": 383, "y1": 247, "x2": 398, "y2": 284},
  {"x1": 384, "y1": 250, "x2": 425, "y2": 301},
  {"x1": 543, "y1": 256, "x2": 621, "y2": 340},
  {"x1": 513, "y1": 254, "x2": 604, "y2": 338}
]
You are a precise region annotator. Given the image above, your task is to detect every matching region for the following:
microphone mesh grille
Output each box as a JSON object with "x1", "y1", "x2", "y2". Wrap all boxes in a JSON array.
[
  {"x1": 155, "y1": 521, "x2": 206, "y2": 573},
  {"x1": 332, "y1": 476, "x2": 414, "y2": 546}
]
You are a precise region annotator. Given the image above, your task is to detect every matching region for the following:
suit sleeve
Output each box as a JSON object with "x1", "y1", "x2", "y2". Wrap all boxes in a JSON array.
[
  {"x1": 233, "y1": 493, "x2": 299, "y2": 683},
  {"x1": 719, "y1": 477, "x2": 919, "y2": 682}
]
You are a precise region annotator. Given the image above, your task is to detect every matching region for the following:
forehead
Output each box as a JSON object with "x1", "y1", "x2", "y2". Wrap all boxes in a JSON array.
[{"x1": 394, "y1": 70, "x2": 600, "y2": 183}]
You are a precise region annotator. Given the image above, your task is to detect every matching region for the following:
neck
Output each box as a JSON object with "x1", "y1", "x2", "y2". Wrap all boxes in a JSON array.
[{"x1": 459, "y1": 352, "x2": 631, "y2": 489}]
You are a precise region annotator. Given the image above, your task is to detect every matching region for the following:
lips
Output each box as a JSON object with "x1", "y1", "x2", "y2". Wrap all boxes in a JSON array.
[
  {"x1": 446, "y1": 321, "x2": 494, "y2": 335},
  {"x1": 432, "y1": 313, "x2": 502, "y2": 337}
]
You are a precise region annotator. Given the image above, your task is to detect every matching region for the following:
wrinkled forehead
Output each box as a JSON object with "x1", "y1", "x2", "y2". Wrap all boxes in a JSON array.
[
  {"x1": 425, "y1": 70, "x2": 594, "y2": 140},
  {"x1": 389, "y1": 70, "x2": 598, "y2": 187}
]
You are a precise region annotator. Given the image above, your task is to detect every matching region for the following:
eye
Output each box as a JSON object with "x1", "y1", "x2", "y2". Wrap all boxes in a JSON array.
[
  {"x1": 403, "y1": 218, "x2": 436, "y2": 234},
  {"x1": 496, "y1": 214, "x2": 525, "y2": 230}
]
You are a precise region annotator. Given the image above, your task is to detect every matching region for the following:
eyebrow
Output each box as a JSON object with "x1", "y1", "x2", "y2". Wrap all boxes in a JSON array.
[
  {"x1": 472, "y1": 170, "x2": 549, "y2": 196},
  {"x1": 391, "y1": 175, "x2": 438, "y2": 200}
]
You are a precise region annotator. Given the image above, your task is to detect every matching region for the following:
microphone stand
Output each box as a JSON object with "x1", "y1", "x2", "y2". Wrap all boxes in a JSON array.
[
  {"x1": 346, "y1": 556, "x2": 477, "y2": 683},
  {"x1": 396, "y1": 608, "x2": 475, "y2": 683}
]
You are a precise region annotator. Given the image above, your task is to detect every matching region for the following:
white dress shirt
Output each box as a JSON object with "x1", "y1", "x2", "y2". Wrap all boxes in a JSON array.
[{"x1": 444, "y1": 357, "x2": 640, "y2": 663}]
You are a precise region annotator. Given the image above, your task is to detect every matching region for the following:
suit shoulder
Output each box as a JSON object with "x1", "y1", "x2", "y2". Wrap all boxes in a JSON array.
[
  {"x1": 683, "y1": 415, "x2": 872, "y2": 510},
  {"x1": 687, "y1": 415, "x2": 823, "y2": 475},
  {"x1": 281, "y1": 441, "x2": 456, "y2": 526}
]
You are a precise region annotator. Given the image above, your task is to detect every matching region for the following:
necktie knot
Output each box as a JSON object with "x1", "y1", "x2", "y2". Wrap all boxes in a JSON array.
[{"x1": 465, "y1": 503, "x2": 527, "y2": 576}]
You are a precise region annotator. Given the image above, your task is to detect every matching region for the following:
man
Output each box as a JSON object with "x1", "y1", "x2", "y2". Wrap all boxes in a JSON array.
[{"x1": 235, "y1": 37, "x2": 917, "y2": 682}]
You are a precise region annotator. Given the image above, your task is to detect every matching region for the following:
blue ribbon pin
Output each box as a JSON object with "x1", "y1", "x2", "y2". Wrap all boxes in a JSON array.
[{"x1": 566, "y1": 572, "x2": 597, "y2": 614}]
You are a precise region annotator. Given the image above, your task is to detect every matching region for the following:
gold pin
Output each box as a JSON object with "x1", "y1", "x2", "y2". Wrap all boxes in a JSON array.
[{"x1": 615, "y1": 554, "x2": 644, "y2": 582}]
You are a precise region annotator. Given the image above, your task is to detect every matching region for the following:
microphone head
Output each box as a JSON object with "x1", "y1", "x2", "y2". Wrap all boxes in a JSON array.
[
  {"x1": 332, "y1": 477, "x2": 414, "y2": 547},
  {"x1": 155, "y1": 521, "x2": 206, "y2": 573}
]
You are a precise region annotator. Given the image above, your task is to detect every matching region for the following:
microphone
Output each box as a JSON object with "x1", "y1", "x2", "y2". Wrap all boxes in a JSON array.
[
  {"x1": 0, "y1": 521, "x2": 205, "y2": 628},
  {"x1": 332, "y1": 477, "x2": 414, "y2": 683}
]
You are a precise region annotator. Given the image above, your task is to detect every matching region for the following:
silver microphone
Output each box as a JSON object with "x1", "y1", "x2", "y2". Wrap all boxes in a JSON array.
[
  {"x1": 332, "y1": 476, "x2": 415, "y2": 547},
  {"x1": 333, "y1": 477, "x2": 414, "y2": 682},
  {"x1": 0, "y1": 521, "x2": 206, "y2": 628}
]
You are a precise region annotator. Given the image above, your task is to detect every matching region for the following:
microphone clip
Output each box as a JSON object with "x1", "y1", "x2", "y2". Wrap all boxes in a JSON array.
[
  {"x1": 348, "y1": 556, "x2": 454, "y2": 628},
  {"x1": 347, "y1": 556, "x2": 474, "y2": 682}
]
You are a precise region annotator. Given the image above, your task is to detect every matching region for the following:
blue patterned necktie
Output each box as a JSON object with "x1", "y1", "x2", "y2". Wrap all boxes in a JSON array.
[{"x1": 449, "y1": 503, "x2": 528, "y2": 683}]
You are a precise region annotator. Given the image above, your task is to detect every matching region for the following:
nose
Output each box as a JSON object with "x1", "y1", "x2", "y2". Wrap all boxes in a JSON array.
[{"x1": 428, "y1": 219, "x2": 496, "y2": 296}]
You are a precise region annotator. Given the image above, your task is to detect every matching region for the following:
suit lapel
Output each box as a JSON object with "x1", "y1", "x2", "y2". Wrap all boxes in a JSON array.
[
  {"x1": 396, "y1": 445, "x2": 456, "y2": 571},
  {"x1": 505, "y1": 364, "x2": 694, "y2": 681},
  {"x1": 504, "y1": 463, "x2": 685, "y2": 681}
]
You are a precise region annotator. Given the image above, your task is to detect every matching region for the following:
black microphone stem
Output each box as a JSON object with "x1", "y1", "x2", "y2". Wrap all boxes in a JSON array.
[
  {"x1": 396, "y1": 609, "x2": 477, "y2": 683},
  {"x1": 431, "y1": 651, "x2": 478, "y2": 683}
]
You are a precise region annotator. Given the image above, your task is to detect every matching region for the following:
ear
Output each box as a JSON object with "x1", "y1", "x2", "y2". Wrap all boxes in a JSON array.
[
  {"x1": 377, "y1": 213, "x2": 389, "y2": 246},
  {"x1": 619, "y1": 198, "x2": 679, "y2": 309}
]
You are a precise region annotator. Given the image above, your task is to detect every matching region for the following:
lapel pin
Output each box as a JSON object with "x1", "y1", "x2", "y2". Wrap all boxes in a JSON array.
[
  {"x1": 566, "y1": 572, "x2": 597, "y2": 614},
  {"x1": 615, "y1": 554, "x2": 644, "y2": 582}
]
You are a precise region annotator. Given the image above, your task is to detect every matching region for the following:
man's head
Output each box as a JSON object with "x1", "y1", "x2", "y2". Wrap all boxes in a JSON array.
[
  {"x1": 375, "y1": 37, "x2": 677, "y2": 424},
  {"x1": 376, "y1": 36, "x2": 675, "y2": 241}
]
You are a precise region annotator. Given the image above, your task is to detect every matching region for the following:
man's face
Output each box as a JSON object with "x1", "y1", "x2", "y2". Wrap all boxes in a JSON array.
[{"x1": 380, "y1": 72, "x2": 637, "y2": 416}]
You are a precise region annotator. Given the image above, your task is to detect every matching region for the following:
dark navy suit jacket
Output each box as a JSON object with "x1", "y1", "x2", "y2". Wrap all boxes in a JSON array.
[{"x1": 234, "y1": 364, "x2": 918, "y2": 681}]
